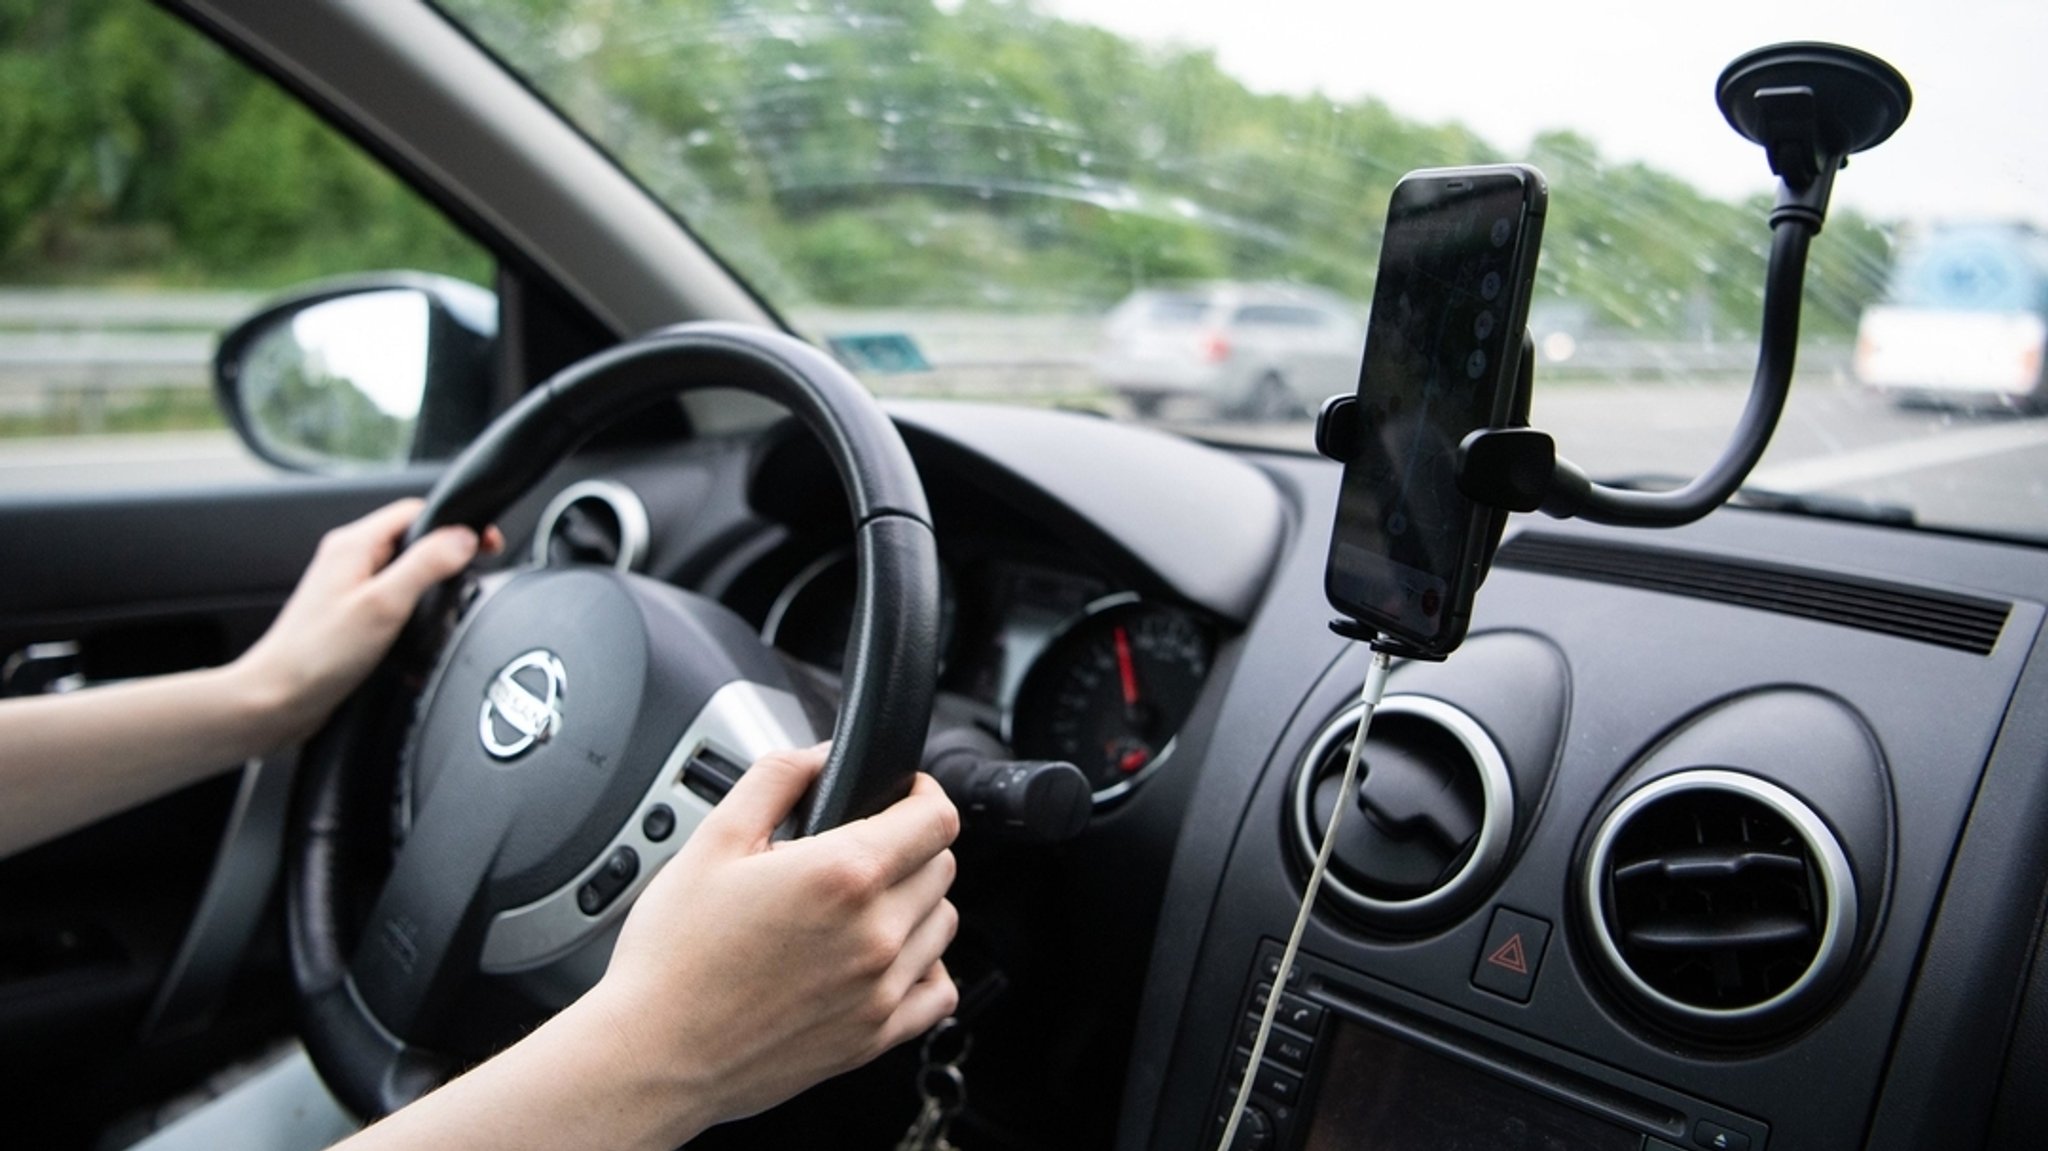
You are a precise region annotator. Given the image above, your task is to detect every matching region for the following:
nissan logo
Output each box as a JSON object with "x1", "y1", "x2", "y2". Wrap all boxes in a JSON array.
[{"x1": 479, "y1": 650, "x2": 567, "y2": 760}]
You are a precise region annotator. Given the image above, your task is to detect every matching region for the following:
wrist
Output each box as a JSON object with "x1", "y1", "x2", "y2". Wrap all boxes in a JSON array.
[
  {"x1": 340, "y1": 982, "x2": 722, "y2": 1151},
  {"x1": 551, "y1": 977, "x2": 726, "y2": 1149},
  {"x1": 215, "y1": 651, "x2": 306, "y2": 755}
]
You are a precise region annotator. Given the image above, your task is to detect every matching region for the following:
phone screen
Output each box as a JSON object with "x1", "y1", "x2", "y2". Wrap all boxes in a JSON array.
[{"x1": 1325, "y1": 166, "x2": 1544, "y2": 655}]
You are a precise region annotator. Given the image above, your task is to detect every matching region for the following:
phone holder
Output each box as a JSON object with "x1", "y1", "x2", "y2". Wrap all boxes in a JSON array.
[{"x1": 1319, "y1": 42, "x2": 1910, "y2": 532}]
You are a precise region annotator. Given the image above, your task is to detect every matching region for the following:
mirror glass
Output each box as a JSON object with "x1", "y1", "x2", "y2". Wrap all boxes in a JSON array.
[{"x1": 238, "y1": 290, "x2": 431, "y2": 469}]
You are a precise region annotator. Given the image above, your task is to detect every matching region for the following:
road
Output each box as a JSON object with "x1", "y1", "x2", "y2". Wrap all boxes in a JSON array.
[
  {"x1": 1, "y1": 379, "x2": 2044, "y2": 540},
  {"x1": 1172, "y1": 375, "x2": 2048, "y2": 541},
  {"x1": 0, "y1": 430, "x2": 275, "y2": 492}
]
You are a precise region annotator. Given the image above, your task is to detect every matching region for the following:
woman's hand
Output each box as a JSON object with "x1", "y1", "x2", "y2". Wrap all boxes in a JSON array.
[
  {"x1": 230, "y1": 498, "x2": 498, "y2": 745},
  {"x1": 341, "y1": 744, "x2": 961, "y2": 1151},
  {"x1": 586, "y1": 743, "x2": 962, "y2": 1140}
]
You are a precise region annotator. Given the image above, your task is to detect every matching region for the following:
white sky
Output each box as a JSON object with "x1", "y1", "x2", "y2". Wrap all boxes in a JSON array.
[{"x1": 1041, "y1": 0, "x2": 2048, "y2": 227}]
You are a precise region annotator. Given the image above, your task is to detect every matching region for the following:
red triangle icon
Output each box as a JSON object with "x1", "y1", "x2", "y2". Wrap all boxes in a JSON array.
[{"x1": 1486, "y1": 932, "x2": 1529, "y2": 975}]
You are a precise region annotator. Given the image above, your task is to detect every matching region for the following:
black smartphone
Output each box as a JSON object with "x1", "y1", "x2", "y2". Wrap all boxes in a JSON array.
[{"x1": 1324, "y1": 164, "x2": 1547, "y2": 657}]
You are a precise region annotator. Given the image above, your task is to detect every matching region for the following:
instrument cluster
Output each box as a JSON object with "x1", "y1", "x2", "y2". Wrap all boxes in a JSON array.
[{"x1": 760, "y1": 545, "x2": 1218, "y2": 804}]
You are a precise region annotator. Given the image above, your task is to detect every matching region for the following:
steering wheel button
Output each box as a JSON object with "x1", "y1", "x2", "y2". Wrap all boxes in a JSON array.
[
  {"x1": 576, "y1": 847, "x2": 642, "y2": 916},
  {"x1": 642, "y1": 804, "x2": 677, "y2": 842}
]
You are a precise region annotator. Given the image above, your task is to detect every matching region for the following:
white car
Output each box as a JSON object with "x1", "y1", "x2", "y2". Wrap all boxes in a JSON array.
[
  {"x1": 1093, "y1": 284, "x2": 1365, "y2": 420},
  {"x1": 1853, "y1": 223, "x2": 2048, "y2": 412}
]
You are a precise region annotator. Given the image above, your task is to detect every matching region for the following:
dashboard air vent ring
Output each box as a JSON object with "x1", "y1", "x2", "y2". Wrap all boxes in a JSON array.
[
  {"x1": 1290, "y1": 694, "x2": 1514, "y2": 928},
  {"x1": 1584, "y1": 769, "x2": 1857, "y2": 1036},
  {"x1": 533, "y1": 478, "x2": 651, "y2": 573}
]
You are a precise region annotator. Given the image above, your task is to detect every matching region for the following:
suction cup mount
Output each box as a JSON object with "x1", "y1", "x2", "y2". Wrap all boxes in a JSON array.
[
  {"x1": 1717, "y1": 43, "x2": 1912, "y2": 229},
  {"x1": 1719, "y1": 43, "x2": 1911, "y2": 184}
]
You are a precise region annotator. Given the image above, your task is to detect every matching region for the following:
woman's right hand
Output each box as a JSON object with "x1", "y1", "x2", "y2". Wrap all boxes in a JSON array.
[{"x1": 585, "y1": 743, "x2": 961, "y2": 1140}]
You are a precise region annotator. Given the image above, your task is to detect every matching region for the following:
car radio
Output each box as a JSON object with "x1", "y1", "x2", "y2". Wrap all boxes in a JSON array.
[{"x1": 1212, "y1": 941, "x2": 1771, "y2": 1151}]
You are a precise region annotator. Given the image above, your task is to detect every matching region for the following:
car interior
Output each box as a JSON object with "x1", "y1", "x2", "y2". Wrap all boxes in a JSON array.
[{"x1": 2, "y1": 2, "x2": 2045, "y2": 1151}]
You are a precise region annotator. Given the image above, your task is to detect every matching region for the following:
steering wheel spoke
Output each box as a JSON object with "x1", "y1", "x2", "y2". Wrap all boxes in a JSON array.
[
  {"x1": 478, "y1": 678, "x2": 817, "y2": 972},
  {"x1": 349, "y1": 781, "x2": 518, "y2": 1040}
]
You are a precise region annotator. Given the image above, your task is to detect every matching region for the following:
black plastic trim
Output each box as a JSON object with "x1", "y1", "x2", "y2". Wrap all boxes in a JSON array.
[
  {"x1": 1496, "y1": 533, "x2": 2010, "y2": 654},
  {"x1": 1863, "y1": 630, "x2": 2048, "y2": 1150}
]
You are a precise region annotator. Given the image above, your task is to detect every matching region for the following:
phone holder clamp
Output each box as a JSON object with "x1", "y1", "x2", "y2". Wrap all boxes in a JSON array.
[{"x1": 1314, "y1": 336, "x2": 1561, "y2": 519}]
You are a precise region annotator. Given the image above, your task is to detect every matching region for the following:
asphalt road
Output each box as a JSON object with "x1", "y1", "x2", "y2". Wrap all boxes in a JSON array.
[
  {"x1": 2, "y1": 379, "x2": 2044, "y2": 541},
  {"x1": 0, "y1": 430, "x2": 275, "y2": 493}
]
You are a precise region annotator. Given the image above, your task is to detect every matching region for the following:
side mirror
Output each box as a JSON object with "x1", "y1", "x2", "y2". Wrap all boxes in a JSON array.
[{"x1": 214, "y1": 274, "x2": 498, "y2": 472}]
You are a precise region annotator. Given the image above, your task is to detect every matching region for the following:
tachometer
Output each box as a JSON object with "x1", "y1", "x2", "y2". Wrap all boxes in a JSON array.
[{"x1": 1008, "y1": 594, "x2": 1216, "y2": 802}]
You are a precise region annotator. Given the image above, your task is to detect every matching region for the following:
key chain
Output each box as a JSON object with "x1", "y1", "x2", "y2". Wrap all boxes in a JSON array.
[{"x1": 893, "y1": 1017, "x2": 972, "y2": 1151}]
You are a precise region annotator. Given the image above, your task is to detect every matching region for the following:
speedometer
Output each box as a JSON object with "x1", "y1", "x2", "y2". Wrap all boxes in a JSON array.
[{"x1": 1008, "y1": 595, "x2": 1216, "y2": 802}]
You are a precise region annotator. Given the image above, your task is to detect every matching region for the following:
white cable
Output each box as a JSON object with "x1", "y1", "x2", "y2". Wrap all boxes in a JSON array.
[{"x1": 1216, "y1": 646, "x2": 1394, "y2": 1151}]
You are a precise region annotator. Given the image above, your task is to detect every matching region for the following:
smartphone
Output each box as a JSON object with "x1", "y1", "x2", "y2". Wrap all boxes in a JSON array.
[{"x1": 1324, "y1": 164, "x2": 1547, "y2": 658}]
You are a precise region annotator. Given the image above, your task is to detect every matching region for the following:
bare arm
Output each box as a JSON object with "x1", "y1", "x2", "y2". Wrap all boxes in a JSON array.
[
  {"x1": 338, "y1": 744, "x2": 961, "y2": 1151},
  {"x1": 0, "y1": 499, "x2": 487, "y2": 858}
]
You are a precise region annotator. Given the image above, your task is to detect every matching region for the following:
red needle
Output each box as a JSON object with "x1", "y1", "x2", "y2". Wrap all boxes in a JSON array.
[{"x1": 1114, "y1": 625, "x2": 1141, "y2": 708}]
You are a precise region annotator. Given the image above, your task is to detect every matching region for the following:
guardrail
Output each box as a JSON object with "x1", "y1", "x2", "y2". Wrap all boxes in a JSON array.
[
  {"x1": 0, "y1": 289, "x2": 259, "y2": 329},
  {"x1": 0, "y1": 290, "x2": 1850, "y2": 428},
  {"x1": 0, "y1": 291, "x2": 257, "y2": 424}
]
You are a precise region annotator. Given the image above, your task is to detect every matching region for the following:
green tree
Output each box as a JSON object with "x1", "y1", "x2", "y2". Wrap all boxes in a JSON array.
[
  {"x1": 0, "y1": 0, "x2": 486, "y2": 288},
  {"x1": 7, "y1": 0, "x2": 1893, "y2": 336}
]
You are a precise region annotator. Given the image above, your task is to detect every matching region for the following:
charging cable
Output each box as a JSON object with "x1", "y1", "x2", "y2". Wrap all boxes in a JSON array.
[{"x1": 1216, "y1": 645, "x2": 1394, "y2": 1151}]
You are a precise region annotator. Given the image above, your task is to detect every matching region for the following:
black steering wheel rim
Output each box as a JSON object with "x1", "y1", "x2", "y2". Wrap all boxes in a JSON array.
[{"x1": 286, "y1": 321, "x2": 940, "y2": 1118}]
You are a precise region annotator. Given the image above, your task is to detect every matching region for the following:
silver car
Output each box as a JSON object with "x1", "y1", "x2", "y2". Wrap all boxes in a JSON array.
[{"x1": 1094, "y1": 283, "x2": 1365, "y2": 419}]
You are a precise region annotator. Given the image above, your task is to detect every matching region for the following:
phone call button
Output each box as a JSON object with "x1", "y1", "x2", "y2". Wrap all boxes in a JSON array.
[{"x1": 1480, "y1": 271, "x2": 1502, "y2": 301}]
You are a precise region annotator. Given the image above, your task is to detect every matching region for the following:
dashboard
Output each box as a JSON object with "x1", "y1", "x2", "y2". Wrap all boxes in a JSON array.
[{"x1": 521, "y1": 401, "x2": 2048, "y2": 1151}]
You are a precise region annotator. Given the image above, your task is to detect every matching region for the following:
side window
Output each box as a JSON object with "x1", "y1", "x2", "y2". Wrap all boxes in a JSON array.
[{"x1": 0, "y1": 1, "x2": 492, "y2": 493}]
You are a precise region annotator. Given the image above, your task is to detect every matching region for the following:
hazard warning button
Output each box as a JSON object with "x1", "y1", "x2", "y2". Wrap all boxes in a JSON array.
[{"x1": 1472, "y1": 907, "x2": 1551, "y2": 1003}]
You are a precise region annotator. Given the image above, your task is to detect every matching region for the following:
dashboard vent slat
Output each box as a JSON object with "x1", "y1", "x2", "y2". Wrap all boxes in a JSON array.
[
  {"x1": 1614, "y1": 846, "x2": 1806, "y2": 884},
  {"x1": 1624, "y1": 912, "x2": 1814, "y2": 952},
  {"x1": 1497, "y1": 534, "x2": 2010, "y2": 655}
]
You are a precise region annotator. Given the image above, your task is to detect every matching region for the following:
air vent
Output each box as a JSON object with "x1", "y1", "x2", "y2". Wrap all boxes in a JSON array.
[
  {"x1": 1496, "y1": 533, "x2": 2009, "y2": 655},
  {"x1": 1290, "y1": 695, "x2": 1514, "y2": 927},
  {"x1": 1584, "y1": 770, "x2": 1857, "y2": 1037},
  {"x1": 533, "y1": 479, "x2": 650, "y2": 572}
]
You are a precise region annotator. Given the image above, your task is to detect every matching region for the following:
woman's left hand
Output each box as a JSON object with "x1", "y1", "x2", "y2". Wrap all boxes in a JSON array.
[{"x1": 232, "y1": 497, "x2": 499, "y2": 744}]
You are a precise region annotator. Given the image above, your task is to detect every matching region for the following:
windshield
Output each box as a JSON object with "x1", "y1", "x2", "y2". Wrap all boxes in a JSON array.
[{"x1": 441, "y1": 0, "x2": 2046, "y2": 543}]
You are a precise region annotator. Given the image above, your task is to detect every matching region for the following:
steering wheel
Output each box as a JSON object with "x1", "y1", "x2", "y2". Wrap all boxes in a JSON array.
[{"x1": 284, "y1": 323, "x2": 941, "y2": 1118}]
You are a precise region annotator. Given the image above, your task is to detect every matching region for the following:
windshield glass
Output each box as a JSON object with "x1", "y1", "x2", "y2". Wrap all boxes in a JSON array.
[{"x1": 442, "y1": 0, "x2": 2047, "y2": 543}]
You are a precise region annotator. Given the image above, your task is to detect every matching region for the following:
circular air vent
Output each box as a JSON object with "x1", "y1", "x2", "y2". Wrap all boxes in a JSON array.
[
  {"x1": 1289, "y1": 695, "x2": 1514, "y2": 927},
  {"x1": 1583, "y1": 769, "x2": 1857, "y2": 1036},
  {"x1": 533, "y1": 479, "x2": 650, "y2": 572}
]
